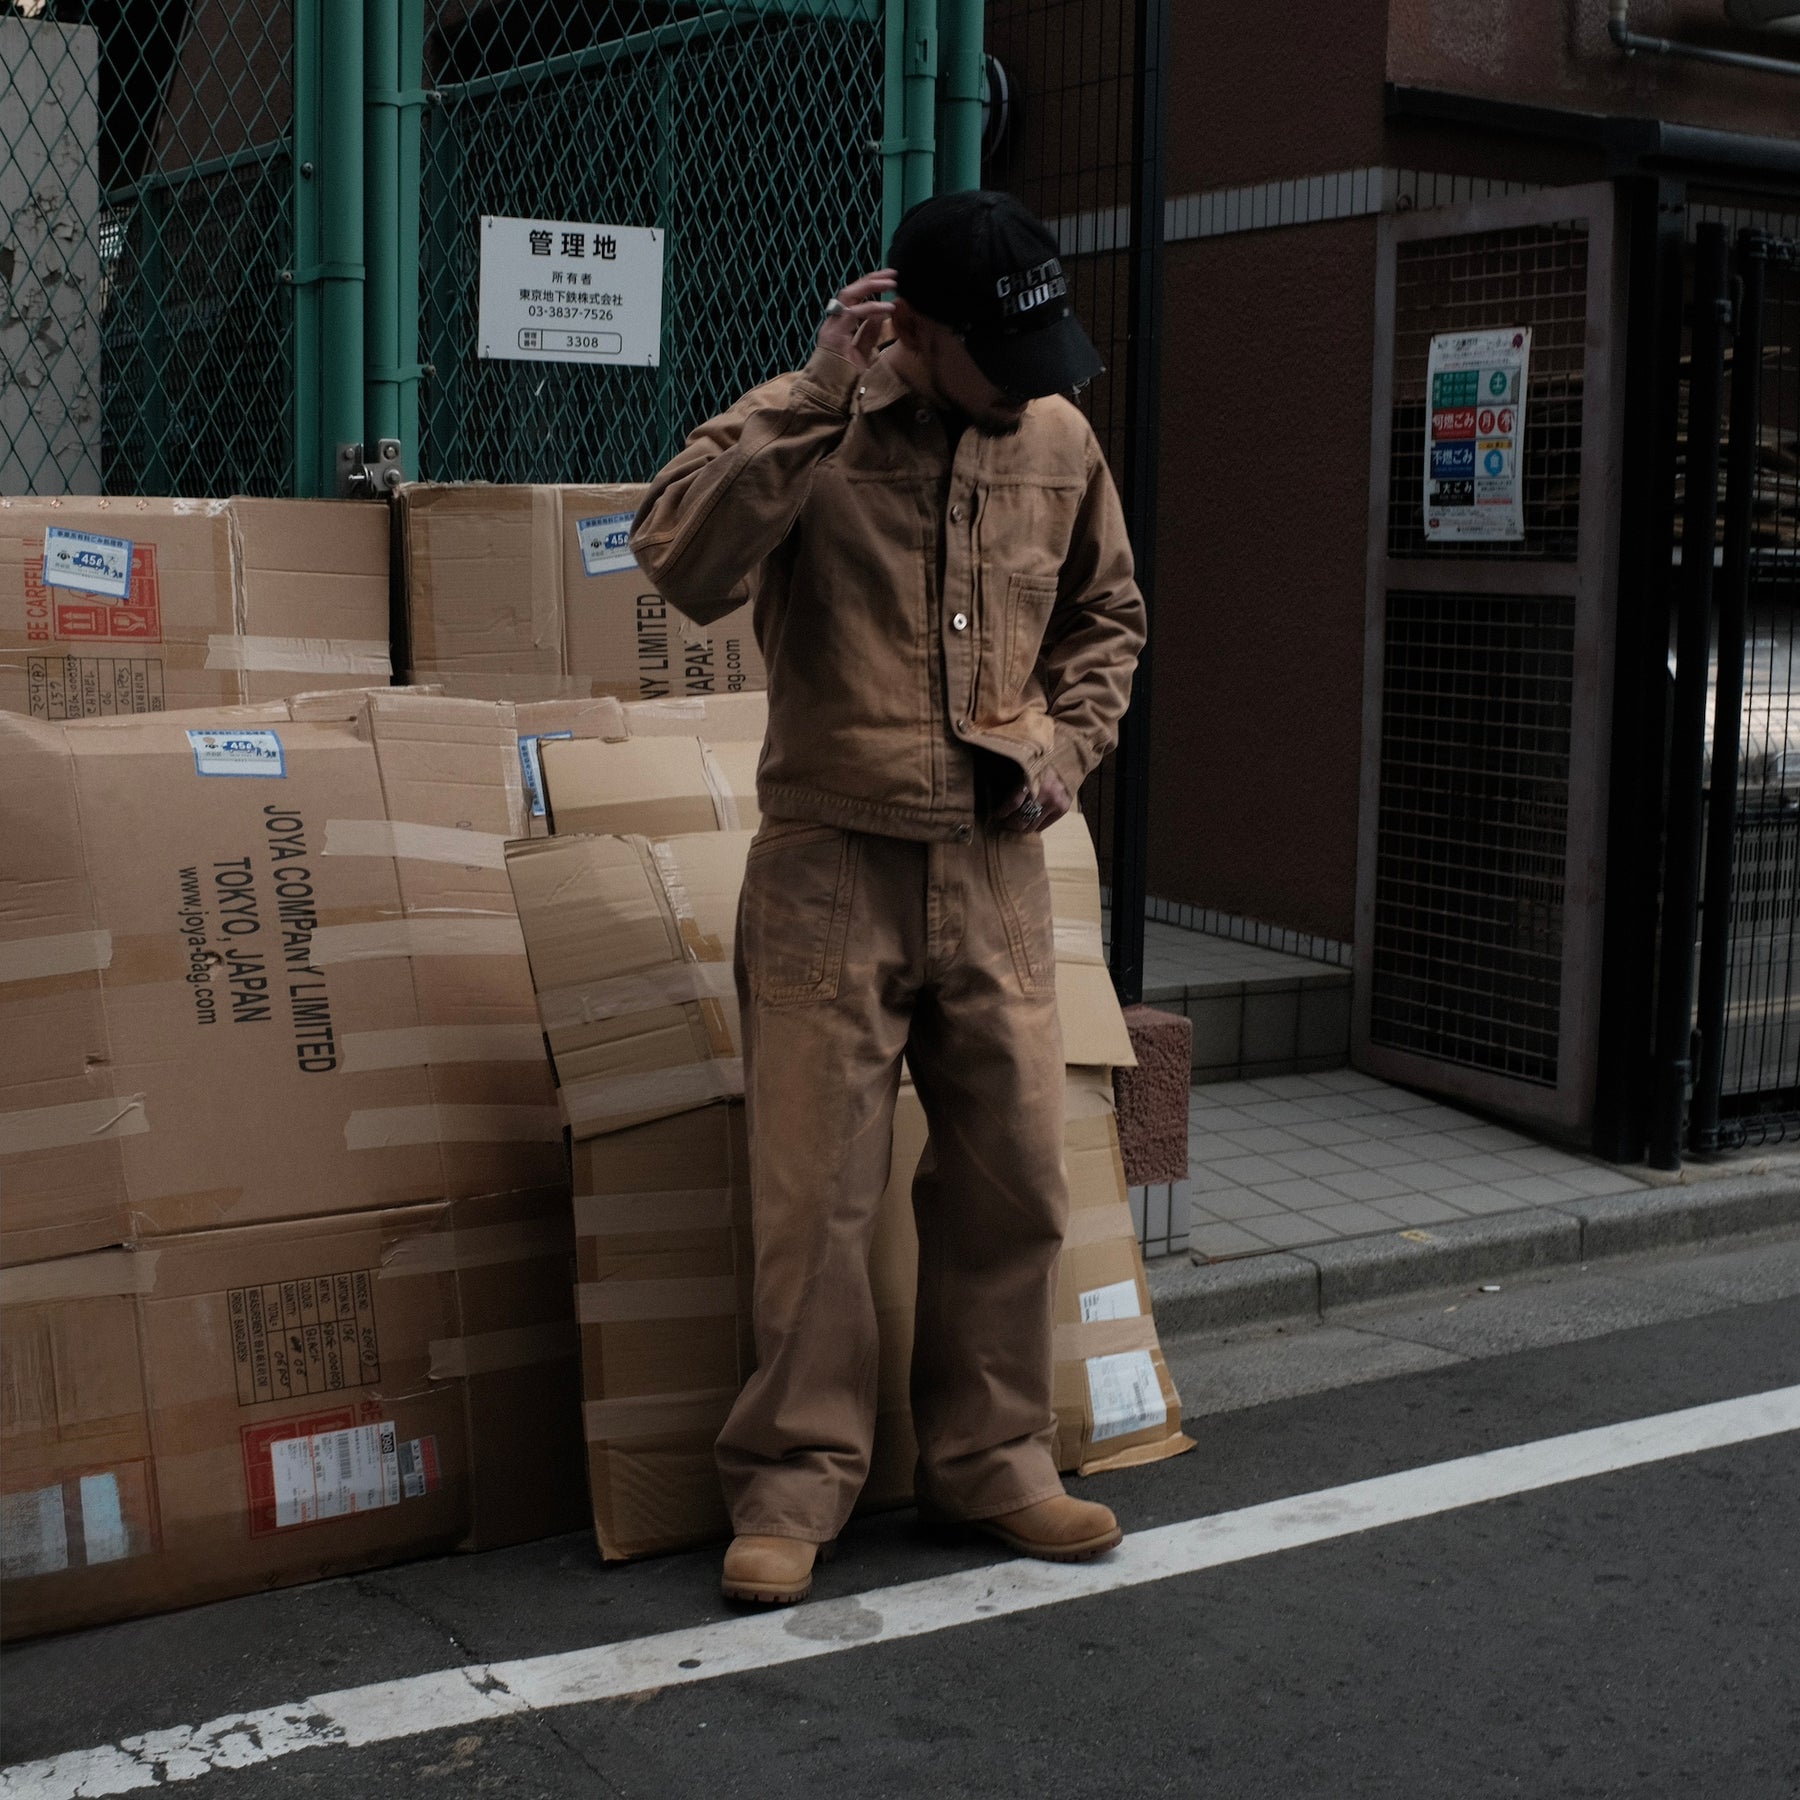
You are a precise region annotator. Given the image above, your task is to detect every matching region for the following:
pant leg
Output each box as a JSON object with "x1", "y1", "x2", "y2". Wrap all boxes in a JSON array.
[
  {"x1": 906, "y1": 822, "x2": 1068, "y2": 1520},
  {"x1": 715, "y1": 822, "x2": 919, "y2": 1542}
]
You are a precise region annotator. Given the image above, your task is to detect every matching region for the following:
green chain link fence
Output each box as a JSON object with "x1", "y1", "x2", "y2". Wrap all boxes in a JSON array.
[
  {"x1": 3, "y1": 0, "x2": 295, "y2": 496},
  {"x1": 3, "y1": 0, "x2": 986, "y2": 498}
]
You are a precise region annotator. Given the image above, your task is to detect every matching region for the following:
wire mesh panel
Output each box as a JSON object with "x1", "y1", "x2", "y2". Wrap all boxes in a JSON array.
[
  {"x1": 1386, "y1": 223, "x2": 1589, "y2": 562},
  {"x1": 2, "y1": 0, "x2": 294, "y2": 496},
  {"x1": 1711, "y1": 238, "x2": 1800, "y2": 1128},
  {"x1": 985, "y1": 0, "x2": 1135, "y2": 891},
  {"x1": 1369, "y1": 591, "x2": 1575, "y2": 1086},
  {"x1": 416, "y1": 1, "x2": 883, "y2": 484}
]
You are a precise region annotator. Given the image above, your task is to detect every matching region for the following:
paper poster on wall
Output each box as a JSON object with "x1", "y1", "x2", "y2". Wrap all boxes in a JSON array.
[{"x1": 1423, "y1": 327, "x2": 1530, "y2": 542}]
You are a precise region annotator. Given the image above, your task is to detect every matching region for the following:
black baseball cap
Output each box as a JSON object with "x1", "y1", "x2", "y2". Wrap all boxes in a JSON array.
[{"x1": 888, "y1": 190, "x2": 1104, "y2": 400}]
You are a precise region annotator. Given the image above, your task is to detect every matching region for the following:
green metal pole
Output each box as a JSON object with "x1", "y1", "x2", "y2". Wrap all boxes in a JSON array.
[
  {"x1": 316, "y1": 0, "x2": 365, "y2": 496},
  {"x1": 936, "y1": 0, "x2": 982, "y2": 193},
  {"x1": 292, "y1": 0, "x2": 320, "y2": 494},
  {"x1": 880, "y1": 0, "x2": 907, "y2": 252},
  {"x1": 901, "y1": 0, "x2": 936, "y2": 214},
  {"x1": 363, "y1": 0, "x2": 424, "y2": 474}
]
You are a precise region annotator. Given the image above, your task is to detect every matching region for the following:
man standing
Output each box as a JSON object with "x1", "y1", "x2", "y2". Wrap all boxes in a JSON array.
[{"x1": 630, "y1": 191, "x2": 1146, "y2": 1605}]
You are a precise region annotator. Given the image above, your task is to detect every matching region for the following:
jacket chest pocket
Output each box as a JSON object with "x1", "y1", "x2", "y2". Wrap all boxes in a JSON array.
[
  {"x1": 740, "y1": 821, "x2": 861, "y2": 1004},
  {"x1": 1003, "y1": 572, "x2": 1060, "y2": 694}
]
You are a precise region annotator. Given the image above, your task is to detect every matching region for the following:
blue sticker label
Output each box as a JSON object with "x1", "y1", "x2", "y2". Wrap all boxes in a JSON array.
[
  {"x1": 575, "y1": 512, "x2": 637, "y2": 578},
  {"x1": 518, "y1": 731, "x2": 573, "y2": 817},
  {"x1": 187, "y1": 728, "x2": 286, "y2": 778},
  {"x1": 1431, "y1": 443, "x2": 1475, "y2": 478},
  {"x1": 43, "y1": 526, "x2": 134, "y2": 601}
]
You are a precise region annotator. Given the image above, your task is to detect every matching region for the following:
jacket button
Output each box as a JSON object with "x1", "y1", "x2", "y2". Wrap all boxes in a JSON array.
[
  {"x1": 916, "y1": 408, "x2": 932, "y2": 424},
  {"x1": 955, "y1": 825, "x2": 972, "y2": 843},
  {"x1": 950, "y1": 504, "x2": 965, "y2": 523},
  {"x1": 951, "y1": 612, "x2": 968, "y2": 631},
  {"x1": 957, "y1": 717, "x2": 971, "y2": 732}
]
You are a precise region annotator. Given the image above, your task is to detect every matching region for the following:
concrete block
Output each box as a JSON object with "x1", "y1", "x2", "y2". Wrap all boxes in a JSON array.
[
  {"x1": 1301, "y1": 1208, "x2": 1584, "y2": 1311},
  {"x1": 1147, "y1": 1250, "x2": 1319, "y2": 1334},
  {"x1": 1566, "y1": 1176, "x2": 1800, "y2": 1259}
]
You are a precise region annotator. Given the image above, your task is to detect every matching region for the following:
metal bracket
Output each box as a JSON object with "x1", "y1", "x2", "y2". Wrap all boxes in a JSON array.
[{"x1": 336, "y1": 439, "x2": 404, "y2": 498}]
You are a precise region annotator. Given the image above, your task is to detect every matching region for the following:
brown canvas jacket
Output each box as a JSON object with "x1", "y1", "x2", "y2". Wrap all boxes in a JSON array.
[{"x1": 629, "y1": 342, "x2": 1145, "y2": 841}]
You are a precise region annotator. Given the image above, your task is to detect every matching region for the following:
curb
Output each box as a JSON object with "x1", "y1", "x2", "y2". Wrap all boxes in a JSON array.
[{"x1": 1146, "y1": 1171, "x2": 1800, "y2": 1338}]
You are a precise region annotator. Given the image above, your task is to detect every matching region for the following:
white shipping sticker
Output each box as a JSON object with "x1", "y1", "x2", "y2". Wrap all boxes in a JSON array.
[
  {"x1": 270, "y1": 1421, "x2": 401, "y2": 1528},
  {"x1": 79, "y1": 1471, "x2": 129, "y2": 1566},
  {"x1": 397, "y1": 1434, "x2": 440, "y2": 1500},
  {"x1": 1086, "y1": 1349, "x2": 1166, "y2": 1443},
  {"x1": 42, "y1": 525, "x2": 133, "y2": 600},
  {"x1": 1079, "y1": 1278, "x2": 1142, "y2": 1324},
  {"x1": 187, "y1": 727, "x2": 286, "y2": 779},
  {"x1": 576, "y1": 511, "x2": 638, "y2": 577},
  {"x1": 1, "y1": 1485, "x2": 70, "y2": 1580},
  {"x1": 517, "y1": 730, "x2": 572, "y2": 818}
]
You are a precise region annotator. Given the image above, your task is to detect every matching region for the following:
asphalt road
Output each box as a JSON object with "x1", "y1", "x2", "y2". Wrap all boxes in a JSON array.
[{"x1": 5, "y1": 1231, "x2": 1799, "y2": 1800}]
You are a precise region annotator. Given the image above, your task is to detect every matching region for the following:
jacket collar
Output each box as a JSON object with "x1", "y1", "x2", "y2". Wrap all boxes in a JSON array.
[{"x1": 855, "y1": 348, "x2": 919, "y2": 416}]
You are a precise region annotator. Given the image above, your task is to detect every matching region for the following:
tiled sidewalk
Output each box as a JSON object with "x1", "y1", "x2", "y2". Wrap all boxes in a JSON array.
[{"x1": 1182, "y1": 1068, "x2": 1645, "y2": 1260}]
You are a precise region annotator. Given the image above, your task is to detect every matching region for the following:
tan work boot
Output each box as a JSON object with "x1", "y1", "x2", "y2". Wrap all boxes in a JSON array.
[
  {"x1": 720, "y1": 1534, "x2": 821, "y2": 1605},
  {"x1": 968, "y1": 1495, "x2": 1122, "y2": 1562}
]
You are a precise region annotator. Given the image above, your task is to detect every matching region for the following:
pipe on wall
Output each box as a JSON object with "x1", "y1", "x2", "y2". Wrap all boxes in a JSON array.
[{"x1": 1608, "y1": 0, "x2": 1800, "y2": 78}]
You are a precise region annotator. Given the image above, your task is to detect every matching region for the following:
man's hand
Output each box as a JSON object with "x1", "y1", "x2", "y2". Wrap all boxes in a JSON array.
[
  {"x1": 997, "y1": 766, "x2": 1073, "y2": 834},
  {"x1": 818, "y1": 269, "x2": 897, "y2": 371}
]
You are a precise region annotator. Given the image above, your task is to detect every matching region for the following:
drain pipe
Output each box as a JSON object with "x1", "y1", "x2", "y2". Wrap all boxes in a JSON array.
[{"x1": 1608, "y1": 0, "x2": 1800, "y2": 78}]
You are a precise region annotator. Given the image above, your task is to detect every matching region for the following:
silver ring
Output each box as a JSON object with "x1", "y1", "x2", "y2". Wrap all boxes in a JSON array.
[
  {"x1": 822, "y1": 297, "x2": 847, "y2": 318},
  {"x1": 1018, "y1": 798, "x2": 1044, "y2": 825}
]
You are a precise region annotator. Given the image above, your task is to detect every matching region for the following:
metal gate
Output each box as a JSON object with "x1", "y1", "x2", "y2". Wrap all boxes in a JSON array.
[
  {"x1": 1666, "y1": 223, "x2": 1800, "y2": 1154},
  {"x1": 1356, "y1": 183, "x2": 1629, "y2": 1136}
]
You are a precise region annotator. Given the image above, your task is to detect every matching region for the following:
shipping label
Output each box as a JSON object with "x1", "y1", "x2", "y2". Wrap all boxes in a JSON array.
[
  {"x1": 0, "y1": 1465, "x2": 155, "y2": 1580},
  {"x1": 245, "y1": 1416, "x2": 441, "y2": 1535},
  {"x1": 26, "y1": 536, "x2": 163, "y2": 641},
  {"x1": 187, "y1": 728, "x2": 286, "y2": 778},
  {"x1": 1078, "y1": 1278, "x2": 1142, "y2": 1324},
  {"x1": 231, "y1": 1268, "x2": 381, "y2": 1405},
  {"x1": 41, "y1": 526, "x2": 133, "y2": 599},
  {"x1": 575, "y1": 511, "x2": 637, "y2": 577},
  {"x1": 1086, "y1": 1349, "x2": 1166, "y2": 1443}
]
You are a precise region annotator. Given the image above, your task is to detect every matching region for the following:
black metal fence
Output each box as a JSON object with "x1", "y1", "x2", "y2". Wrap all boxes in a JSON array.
[{"x1": 1681, "y1": 228, "x2": 1800, "y2": 1152}]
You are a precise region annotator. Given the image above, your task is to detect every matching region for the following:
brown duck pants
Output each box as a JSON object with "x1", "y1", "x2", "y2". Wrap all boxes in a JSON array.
[{"x1": 716, "y1": 816, "x2": 1070, "y2": 1542}]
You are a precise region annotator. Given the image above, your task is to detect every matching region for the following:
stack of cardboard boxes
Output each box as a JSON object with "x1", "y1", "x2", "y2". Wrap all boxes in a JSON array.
[{"x1": 1, "y1": 482, "x2": 1186, "y2": 1637}]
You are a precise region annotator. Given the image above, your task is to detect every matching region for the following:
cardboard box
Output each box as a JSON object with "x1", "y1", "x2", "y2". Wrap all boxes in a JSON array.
[
  {"x1": 397, "y1": 483, "x2": 763, "y2": 702},
  {"x1": 569, "y1": 1102, "x2": 919, "y2": 1560},
  {"x1": 539, "y1": 735, "x2": 762, "y2": 837},
  {"x1": 623, "y1": 692, "x2": 768, "y2": 742},
  {"x1": 0, "y1": 689, "x2": 641, "y2": 1265},
  {"x1": 0, "y1": 1186, "x2": 585, "y2": 1640},
  {"x1": 1, "y1": 497, "x2": 393, "y2": 720}
]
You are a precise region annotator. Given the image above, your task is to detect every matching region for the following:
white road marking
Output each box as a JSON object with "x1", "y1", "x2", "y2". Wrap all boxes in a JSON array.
[{"x1": 6, "y1": 1385, "x2": 1797, "y2": 1798}]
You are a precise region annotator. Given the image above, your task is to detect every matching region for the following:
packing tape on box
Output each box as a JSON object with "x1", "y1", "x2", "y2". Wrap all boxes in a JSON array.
[
  {"x1": 0, "y1": 1247, "x2": 157, "y2": 1306},
  {"x1": 560, "y1": 1058, "x2": 744, "y2": 1133},
  {"x1": 698, "y1": 744, "x2": 742, "y2": 830},
  {"x1": 577, "y1": 1274, "x2": 737, "y2": 1324},
  {"x1": 0, "y1": 1095, "x2": 148, "y2": 1156},
  {"x1": 380, "y1": 1214, "x2": 572, "y2": 1275},
  {"x1": 573, "y1": 1185, "x2": 735, "y2": 1237},
  {"x1": 1052, "y1": 1315, "x2": 1159, "y2": 1361},
  {"x1": 537, "y1": 960, "x2": 735, "y2": 1030},
  {"x1": 1061, "y1": 1203, "x2": 1140, "y2": 1249},
  {"x1": 343, "y1": 1102, "x2": 562, "y2": 1151},
  {"x1": 340, "y1": 1023, "x2": 547, "y2": 1071},
  {"x1": 0, "y1": 929, "x2": 114, "y2": 983},
  {"x1": 1053, "y1": 916, "x2": 1105, "y2": 962},
  {"x1": 429, "y1": 1318, "x2": 579, "y2": 1380},
  {"x1": 323, "y1": 818, "x2": 511, "y2": 870},
  {"x1": 204, "y1": 634, "x2": 391, "y2": 675},
  {"x1": 583, "y1": 1386, "x2": 738, "y2": 1441},
  {"x1": 312, "y1": 914, "x2": 527, "y2": 964}
]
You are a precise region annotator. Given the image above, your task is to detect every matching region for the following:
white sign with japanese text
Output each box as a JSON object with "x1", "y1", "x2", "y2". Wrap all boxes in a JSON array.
[
  {"x1": 1423, "y1": 326, "x2": 1531, "y2": 542},
  {"x1": 478, "y1": 215, "x2": 663, "y2": 366}
]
